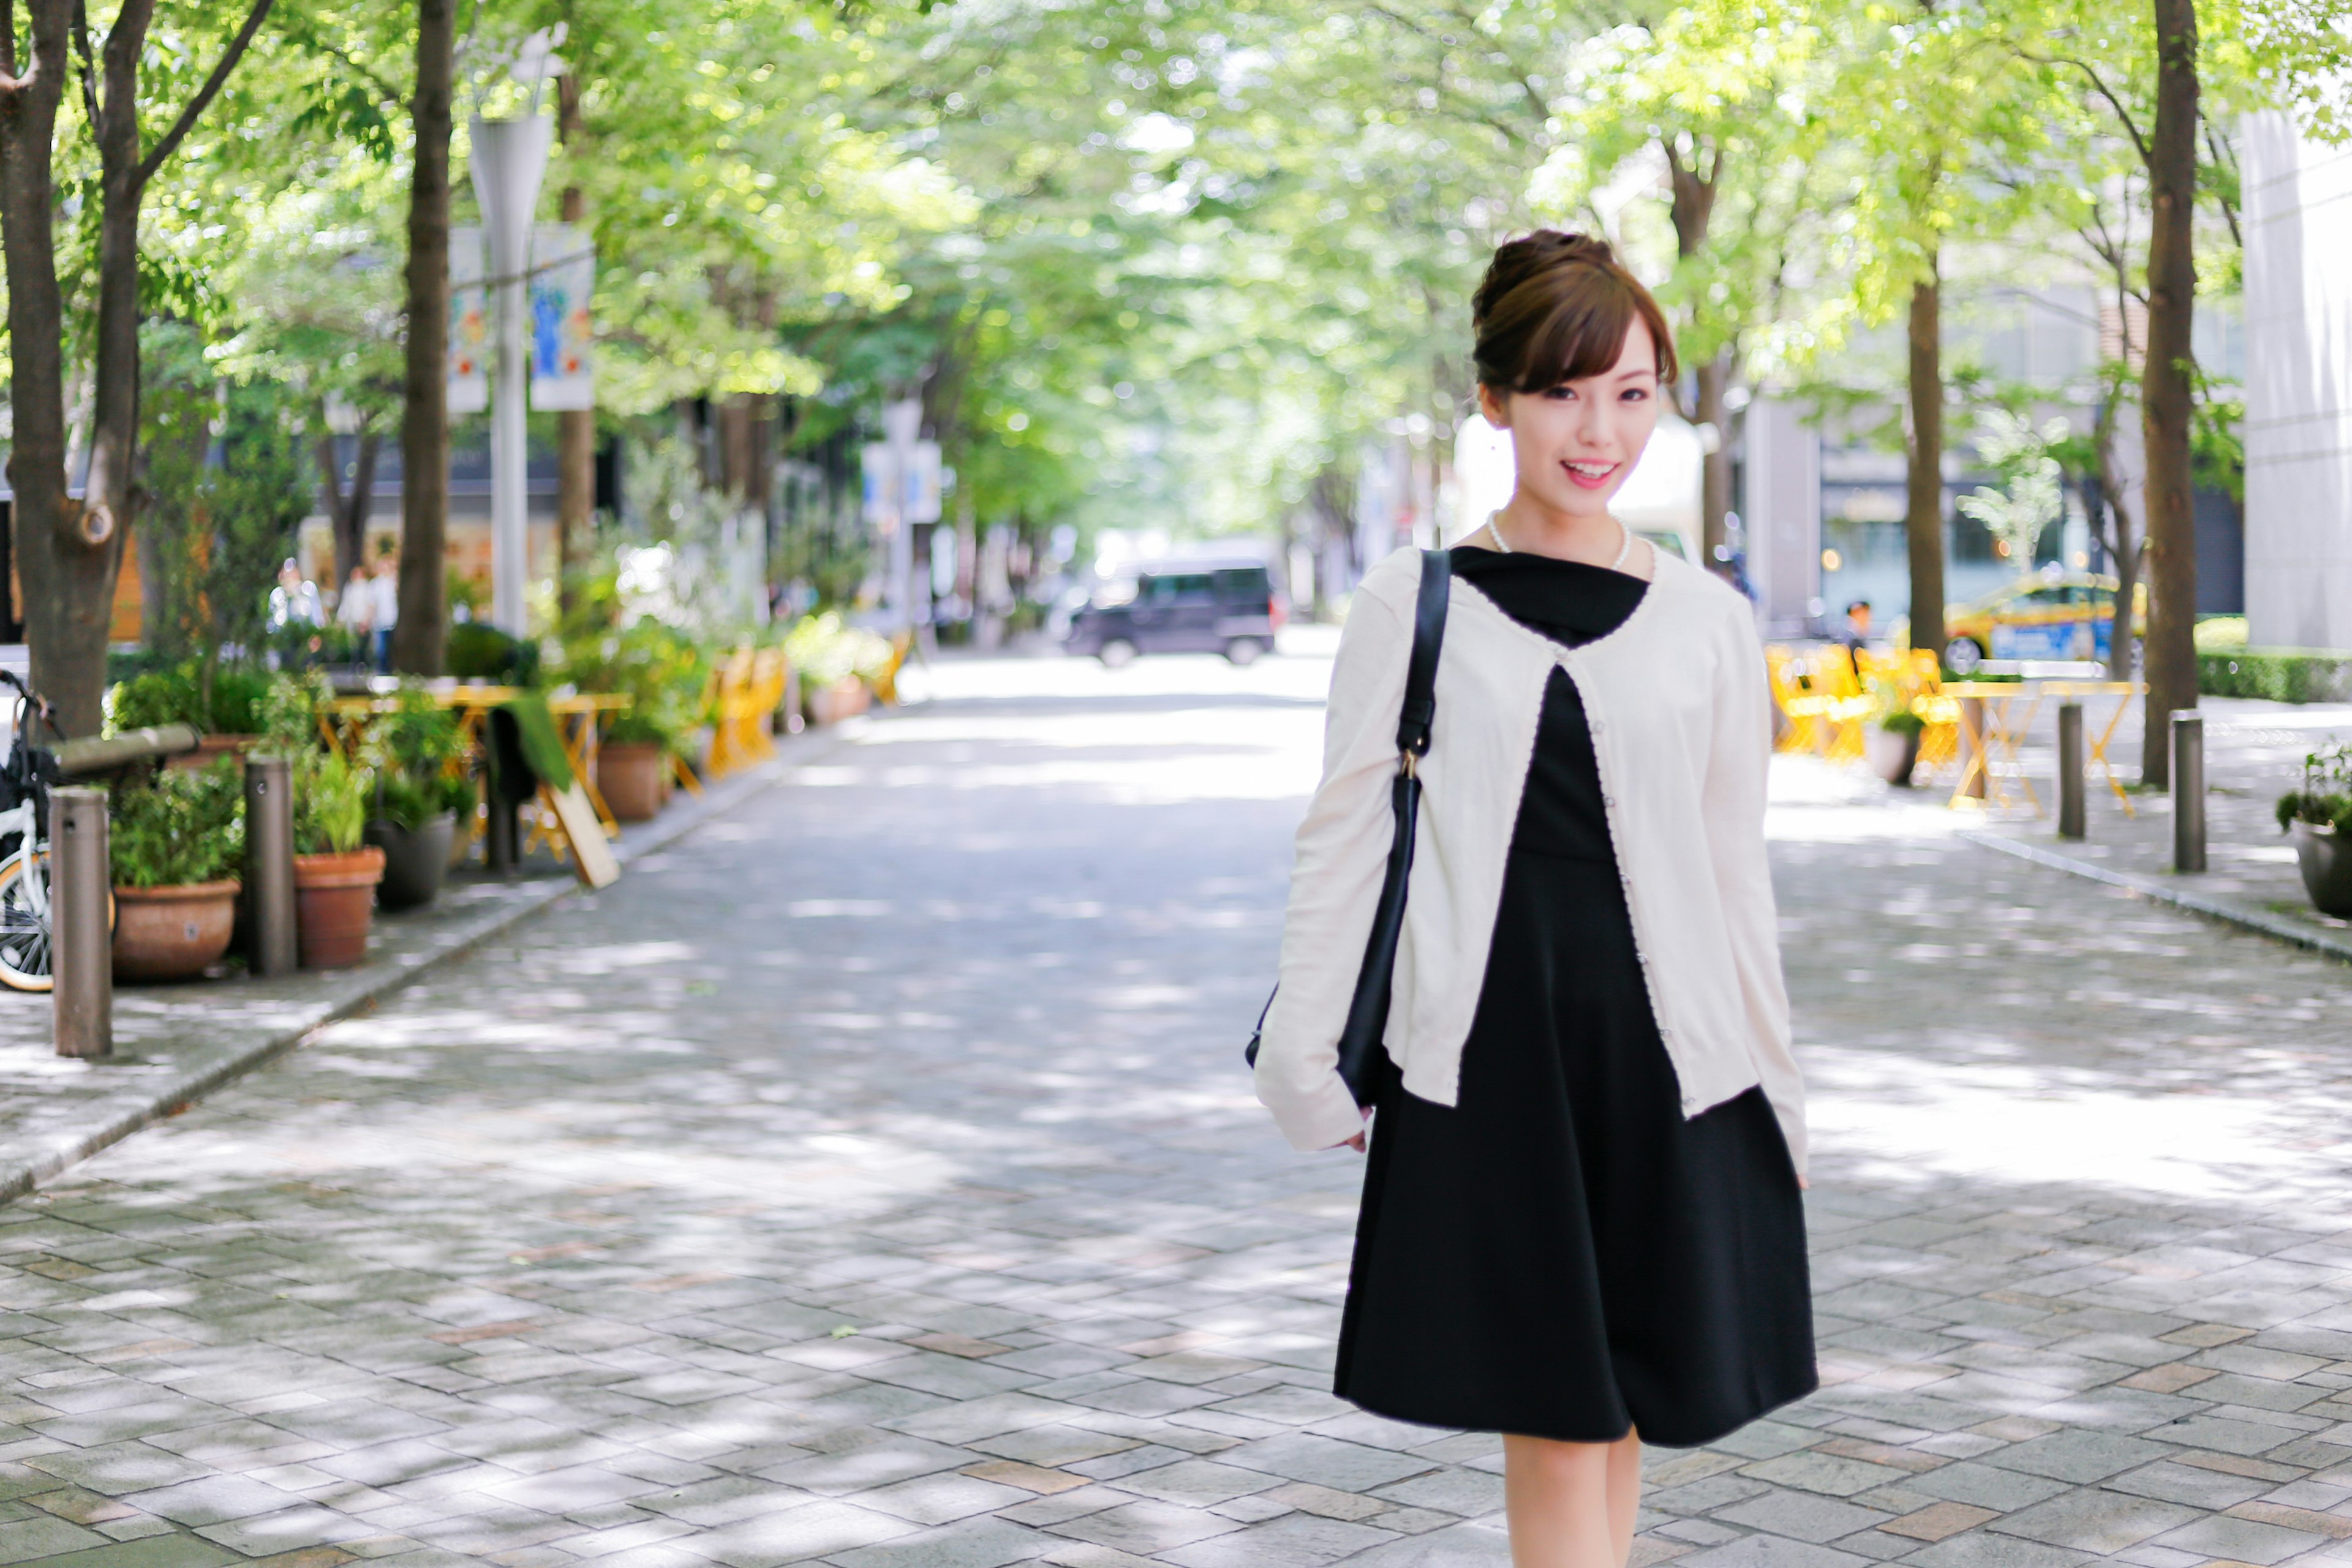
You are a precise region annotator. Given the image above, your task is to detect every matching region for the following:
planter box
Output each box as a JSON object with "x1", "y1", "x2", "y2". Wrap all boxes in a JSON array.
[
  {"x1": 112, "y1": 880, "x2": 240, "y2": 982},
  {"x1": 2292, "y1": 820, "x2": 2352, "y2": 918},
  {"x1": 364, "y1": 813, "x2": 454, "y2": 911},
  {"x1": 293, "y1": 847, "x2": 386, "y2": 970},
  {"x1": 805, "y1": 677, "x2": 870, "y2": 726}
]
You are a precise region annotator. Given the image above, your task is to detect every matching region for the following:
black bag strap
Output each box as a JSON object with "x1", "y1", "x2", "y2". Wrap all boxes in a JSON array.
[{"x1": 1395, "y1": 548, "x2": 1451, "y2": 765}]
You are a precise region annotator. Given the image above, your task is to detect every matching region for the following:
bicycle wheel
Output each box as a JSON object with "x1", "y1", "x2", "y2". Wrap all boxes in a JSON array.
[{"x1": 0, "y1": 848, "x2": 53, "y2": 992}]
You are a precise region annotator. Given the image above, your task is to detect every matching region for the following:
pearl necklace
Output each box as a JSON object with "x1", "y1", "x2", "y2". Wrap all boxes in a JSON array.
[{"x1": 1484, "y1": 513, "x2": 1635, "y2": 573}]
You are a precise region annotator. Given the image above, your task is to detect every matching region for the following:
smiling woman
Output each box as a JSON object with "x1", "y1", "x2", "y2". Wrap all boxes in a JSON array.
[{"x1": 1253, "y1": 232, "x2": 1815, "y2": 1568}]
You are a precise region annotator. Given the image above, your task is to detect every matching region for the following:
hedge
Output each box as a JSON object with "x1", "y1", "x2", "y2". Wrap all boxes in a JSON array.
[{"x1": 2199, "y1": 647, "x2": 2352, "y2": 703}]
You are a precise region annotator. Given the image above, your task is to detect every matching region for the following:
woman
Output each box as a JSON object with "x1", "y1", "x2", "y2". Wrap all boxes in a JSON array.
[{"x1": 1253, "y1": 232, "x2": 1815, "y2": 1568}]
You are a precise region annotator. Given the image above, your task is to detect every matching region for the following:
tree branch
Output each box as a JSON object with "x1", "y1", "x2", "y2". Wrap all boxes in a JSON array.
[
  {"x1": 132, "y1": 0, "x2": 273, "y2": 190},
  {"x1": 2016, "y1": 47, "x2": 2150, "y2": 167},
  {"x1": 2201, "y1": 116, "x2": 2242, "y2": 249},
  {"x1": 0, "y1": 0, "x2": 26, "y2": 91},
  {"x1": 69, "y1": 0, "x2": 96, "y2": 134}
]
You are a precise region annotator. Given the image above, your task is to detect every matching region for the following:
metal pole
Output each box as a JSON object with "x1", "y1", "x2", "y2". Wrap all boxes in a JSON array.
[
  {"x1": 244, "y1": 755, "x2": 297, "y2": 978},
  {"x1": 2057, "y1": 702, "x2": 2086, "y2": 840},
  {"x1": 2171, "y1": 710, "x2": 2205, "y2": 872},
  {"x1": 50, "y1": 787, "x2": 110, "y2": 1058},
  {"x1": 470, "y1": 115, "x2": 552, "y2": 639}
]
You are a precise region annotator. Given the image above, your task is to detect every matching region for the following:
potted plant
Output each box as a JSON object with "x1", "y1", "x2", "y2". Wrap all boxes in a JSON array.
[
  {"x1": 361, "y1": 686, "x2": 472, "y2": 910},
  {"x1": 1867, "y1": 709, "x2": 1924, "y2": 787},
  {"x1": 2278, "y1": 744, "x2": 2352, "y2": 916},
  {"x1": 560, "y1": 612, "x2": 707, "y2": 822},
  {"x1": 786, "y1": 612, "x2": 890, "y2": 725},
  {"x1": 292, "y1": 749, "x2": 385, "y2": 968},
  {"x1": 108, "y1": 760, "x2": 243, "y2": 982},
  {"x1": 110, "y1": 663, "x2": 274, "y2": 771}
]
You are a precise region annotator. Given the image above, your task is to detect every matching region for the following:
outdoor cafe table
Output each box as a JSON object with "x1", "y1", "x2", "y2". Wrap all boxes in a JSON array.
[
  {"x1": 320, "y1": 687, "x2": 633, "y2": 835},
  {"x1": 1942, "y1": 677, "x2": 2146, "y2": 816}
]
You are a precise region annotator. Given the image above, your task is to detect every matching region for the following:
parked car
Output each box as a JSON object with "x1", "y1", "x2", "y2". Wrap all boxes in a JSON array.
[
  {"x1": 1940, "y1": 571, "x2": 2147, "y2": 671},
  {"x1": 1066, "y1": 561, "x2": 1283, "y2": 666}
]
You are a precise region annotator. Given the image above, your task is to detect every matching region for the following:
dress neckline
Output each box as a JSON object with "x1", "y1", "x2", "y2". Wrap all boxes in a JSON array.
[{"x1": 1449, "y1": 546, "x2": 1648, "y2": 649}]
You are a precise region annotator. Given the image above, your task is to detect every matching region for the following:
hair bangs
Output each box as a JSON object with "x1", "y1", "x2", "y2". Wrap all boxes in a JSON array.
[{"x1": 1512, "y1": 290, "x2": 1640, "y2": 394}]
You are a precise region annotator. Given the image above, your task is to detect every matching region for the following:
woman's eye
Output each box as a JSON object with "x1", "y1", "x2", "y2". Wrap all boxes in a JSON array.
[{"x1": 1622, "y1": 388, "x2": 1648, "y2": 402}]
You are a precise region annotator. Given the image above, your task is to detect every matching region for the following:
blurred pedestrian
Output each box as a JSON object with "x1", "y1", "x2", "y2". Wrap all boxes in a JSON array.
[
  {"x1": 1837, "y1": 599, "x2": 1873, "y2": 662},
  {"x1": 1253, "y1": 231, "x2": 1815, "y2": 1568},
  {"x1": 336, "y1": 564, "x2": 374, "y2": 660},
  {"x1": 370, "y1": 546, "x2": 400, "y2": 673},
  {"x1": 268, "y1": 559, "x2": 322, "y2": 629}
]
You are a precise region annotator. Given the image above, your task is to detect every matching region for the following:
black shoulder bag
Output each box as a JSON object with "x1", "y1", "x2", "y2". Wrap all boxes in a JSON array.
[{"x1": 1246, "y1": 548, "x2": 1452, "y2": 1108}]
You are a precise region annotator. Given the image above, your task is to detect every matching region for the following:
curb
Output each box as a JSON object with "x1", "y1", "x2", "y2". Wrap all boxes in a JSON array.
[
  {"x1": 1961, "y1": 828, "x2": 2352, "y2": 966},
  {"x1": 0, "y1": 726, "x2": 858, "y2": 1205}
]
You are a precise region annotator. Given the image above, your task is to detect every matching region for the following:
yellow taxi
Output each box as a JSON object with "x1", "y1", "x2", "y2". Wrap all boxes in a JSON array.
[{"x1": 1940, "y1": 571, "x2": 2147, "y2": 671}]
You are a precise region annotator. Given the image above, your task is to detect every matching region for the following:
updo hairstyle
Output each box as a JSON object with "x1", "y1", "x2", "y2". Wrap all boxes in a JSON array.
[{"x1": 1471, "y1": 231, "x2": 1678, "y2": 394}]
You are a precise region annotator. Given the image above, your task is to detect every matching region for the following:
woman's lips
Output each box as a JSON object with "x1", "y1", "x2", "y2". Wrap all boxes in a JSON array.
[{"x1": 1562, "y1": 461, "x2": 1618, "y2": 491}]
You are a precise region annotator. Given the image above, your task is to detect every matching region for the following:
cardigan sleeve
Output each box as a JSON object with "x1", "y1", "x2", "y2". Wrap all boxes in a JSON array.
[
  {"x1": 1699, "y1": 613, "x2": 1809, "y2": 1178},
  {"x1": 1254, "y1": 580, "x2": 1412, "y2": 1152}
]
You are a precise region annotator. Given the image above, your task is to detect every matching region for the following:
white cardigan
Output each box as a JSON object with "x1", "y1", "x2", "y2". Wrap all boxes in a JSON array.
[{"x1": 1253, "y1": 545, "x2": 1807, "y2": 1176}]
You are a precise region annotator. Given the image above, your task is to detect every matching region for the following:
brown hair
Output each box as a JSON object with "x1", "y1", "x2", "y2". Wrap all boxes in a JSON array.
[{"x1": 1471, "y1": 231, "x2": 1678, "y2": 393}]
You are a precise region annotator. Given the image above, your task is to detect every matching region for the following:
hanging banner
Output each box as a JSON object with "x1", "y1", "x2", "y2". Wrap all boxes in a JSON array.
[
  {"x1": 447, "y1": 226, "x2": 488, "y2": 414},
  {"x1": 527, "y1": 224, "x2": 595, "y2": 411},
  {"x1": 861, "y1": 443, "x2": 897, "y2": 526}
]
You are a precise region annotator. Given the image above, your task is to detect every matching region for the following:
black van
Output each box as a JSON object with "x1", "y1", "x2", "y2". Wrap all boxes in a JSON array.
[{"x1": 1065, "y1": 562, "x2": 1282, "y2": 666}]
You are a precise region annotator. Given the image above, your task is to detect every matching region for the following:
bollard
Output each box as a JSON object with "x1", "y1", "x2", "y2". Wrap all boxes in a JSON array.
[
  {"x1": 2057, "y1": 702, "x2": 2086, "y2": 840},
  {"x1": 244, "y1": 754, "x2": 297, "y2": 977},
  {"x1": 2171, "y1": 709, "x2": 2206, "y2": 873},
  {"x1": 50, "y1": 787, "x2": 110, "y2": 1058}
]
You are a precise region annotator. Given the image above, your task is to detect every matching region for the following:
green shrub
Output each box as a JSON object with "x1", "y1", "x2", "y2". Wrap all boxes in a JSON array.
[
  {"x1": 2195, "y1": 616, "x2": 2248, "y2": 652},
  {"x1": 2280, "y1": 743, "x2": 2352, "y2": 835},
  {"x1": 108, "y1": 663, "x2": 273, "y2": 735},
  {"x1": 448, "y1": 622, "x2": 540, "y2": 684},
  {"x1": 110, "y1": 760, "x2": 244, "y2": 888},
  {"x1": 2200, "y1": 649, "x2": 2352, "y2": 704}
]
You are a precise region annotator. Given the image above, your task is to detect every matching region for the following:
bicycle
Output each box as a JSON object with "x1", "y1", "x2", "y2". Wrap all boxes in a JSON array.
[{"x1": 0, "y1": 668, "x2": 66, "y2": 991}]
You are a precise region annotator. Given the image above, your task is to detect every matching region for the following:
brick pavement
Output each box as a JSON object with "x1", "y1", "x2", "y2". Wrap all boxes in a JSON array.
[{"x1": 6, "y1": 654, "x2": 2352, "y2": 1566}]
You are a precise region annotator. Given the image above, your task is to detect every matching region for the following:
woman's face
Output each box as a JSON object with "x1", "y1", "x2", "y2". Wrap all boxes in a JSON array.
[{"x1": 1478, "y1": 317, "x2": 1662, "y2": 522}]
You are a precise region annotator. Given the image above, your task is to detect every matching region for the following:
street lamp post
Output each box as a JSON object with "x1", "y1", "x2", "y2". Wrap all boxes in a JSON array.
[{"x1": 469, "y1": 113, "x2": 552, "y2": 639}]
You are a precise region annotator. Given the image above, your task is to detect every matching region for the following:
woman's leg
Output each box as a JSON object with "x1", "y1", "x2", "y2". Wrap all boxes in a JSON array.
[{"x1": 1503, "y1": 1430, "x2": 1642, "y2": 1567}]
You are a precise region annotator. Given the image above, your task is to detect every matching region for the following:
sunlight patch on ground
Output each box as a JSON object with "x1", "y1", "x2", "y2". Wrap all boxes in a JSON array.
[{"x1": 1807, "y1": 1045, "x2": 2335, "y2": 1204}]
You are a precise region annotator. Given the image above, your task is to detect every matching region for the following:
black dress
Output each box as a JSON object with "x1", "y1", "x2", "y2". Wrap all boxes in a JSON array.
[{"x1": 1331, "y1": 548, "x2": 1816, "y2": 1449}]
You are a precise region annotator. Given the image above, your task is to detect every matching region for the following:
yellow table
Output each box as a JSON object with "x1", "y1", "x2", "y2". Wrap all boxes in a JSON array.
[
  {"x1": 321, "y1": 688, "x2": 635, "y2": 835},
  {"x1": 1943, "y1": 681, "x2": 2043, "y2": 812},
  {"x1": 2042, "y1": 680, "x2": 2147, "y2": 816}
]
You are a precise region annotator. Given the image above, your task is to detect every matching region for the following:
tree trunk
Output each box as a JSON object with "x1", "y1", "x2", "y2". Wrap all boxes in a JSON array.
[
  {"x1": 2138, "y1": 0, "x2": 2200, "y2": 788},
  {"x1": 1905, "y1": 262, "x2": 1947, "y2": 662},
  {"x1": 395, "y1": 0, "x2": 458, "y2": 676},
  {"x1": 9, "y1": 0, "x2": 267, "y2": 731},
  {"x1": 1, "y1": 2, "x2": 76, "y2": 720},
  {"x1": 554, "y1": 70, "x2": 590, "y2": 618},
  {"x1": 1694, "y1": 350, "x2": 1732, "y2": 571}
]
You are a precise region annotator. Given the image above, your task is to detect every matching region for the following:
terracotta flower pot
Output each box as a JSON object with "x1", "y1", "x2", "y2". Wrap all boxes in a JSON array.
[
  {"x1": 598, "y1": 742, "x2": 667, "y2": 822},
  {"x1": 805, "y1": 677, "x2": 870, "y2": 726},
  {"x1": 111, "y1": 880, "x2": 240, "y2": 982},
  {"x1": 293, "y1": 847, "x2": 386, "y2": 970},
  {"x1": 364, "y1": 813, "x2": 454, "y2": 911}
]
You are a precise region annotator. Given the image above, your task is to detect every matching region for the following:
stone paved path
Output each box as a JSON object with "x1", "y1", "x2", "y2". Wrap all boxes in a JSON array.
[{"x1": 10, "y1": 652, "x2": 2352, "y2": 1567}]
